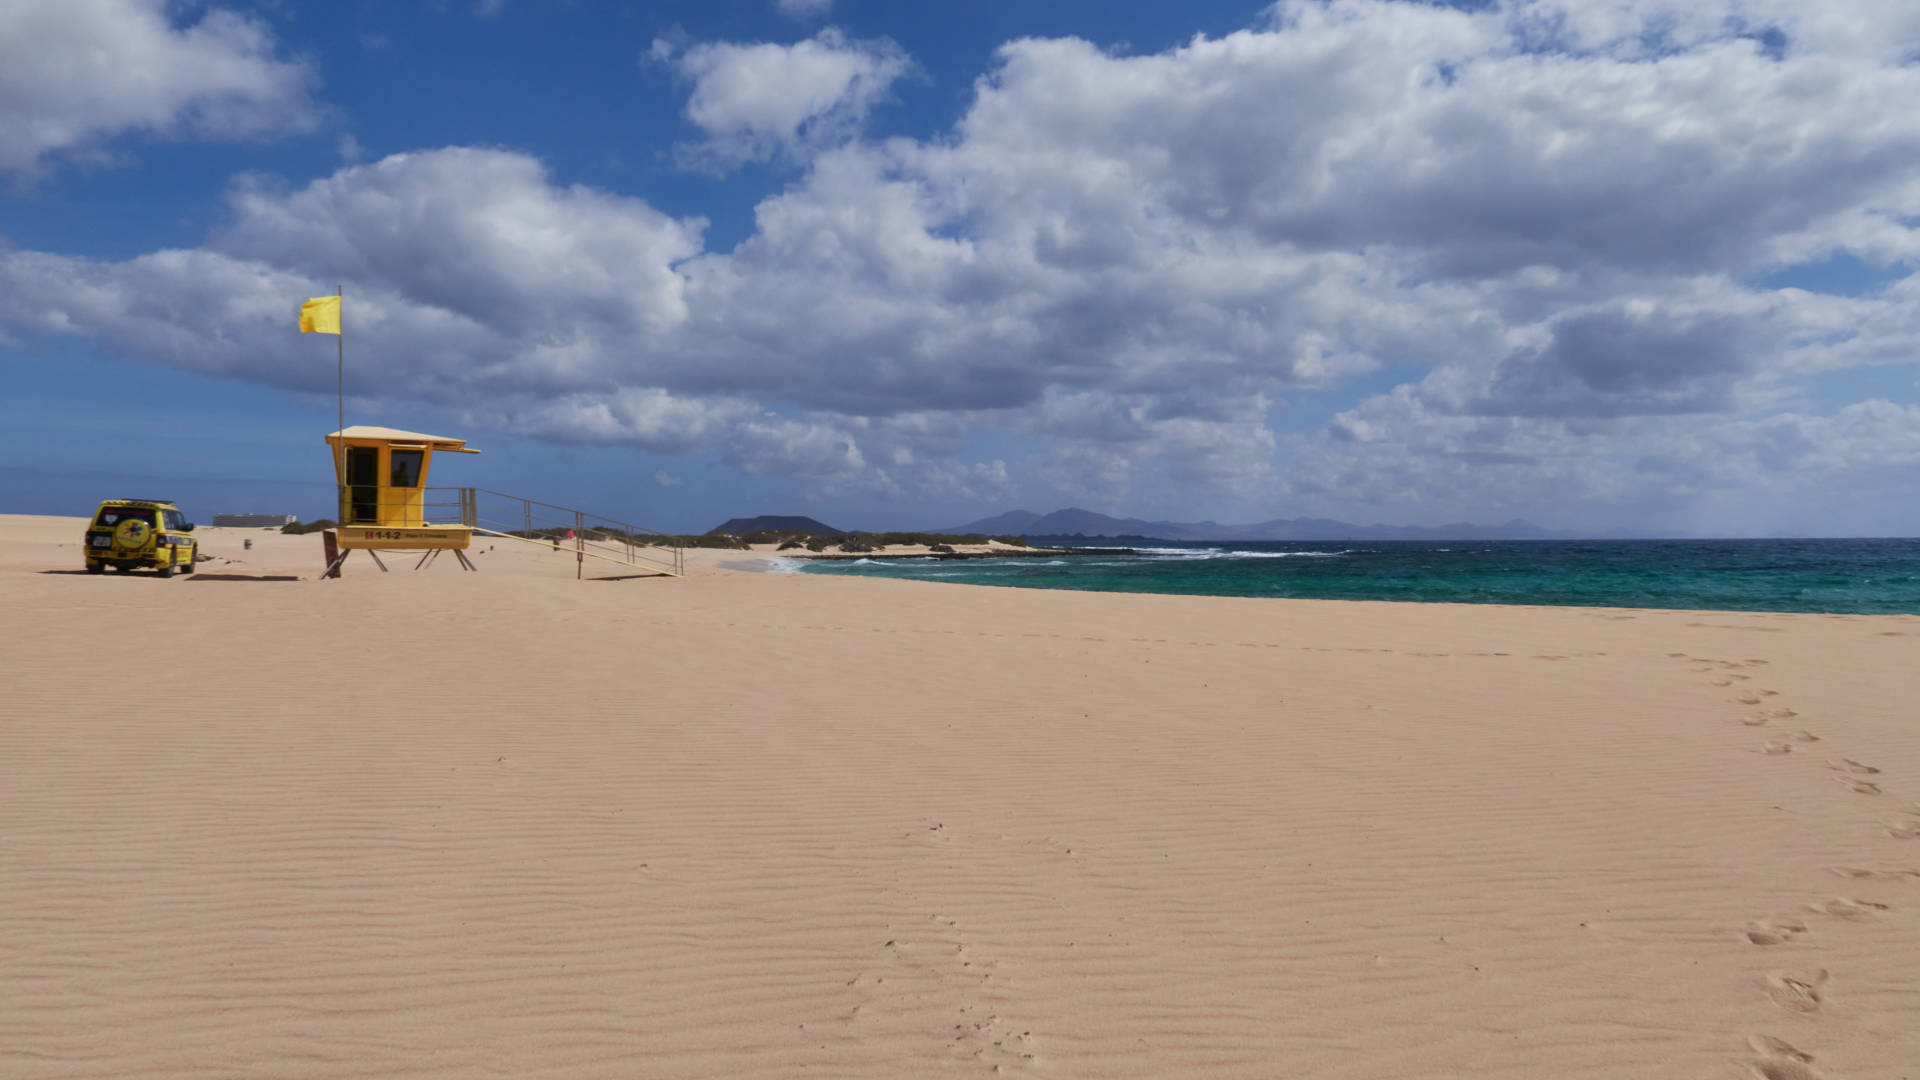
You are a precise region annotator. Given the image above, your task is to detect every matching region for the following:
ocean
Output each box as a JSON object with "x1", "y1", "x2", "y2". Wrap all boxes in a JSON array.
[{"x1": 794, "y1": 538, "x2": 1920, "y2": 615}]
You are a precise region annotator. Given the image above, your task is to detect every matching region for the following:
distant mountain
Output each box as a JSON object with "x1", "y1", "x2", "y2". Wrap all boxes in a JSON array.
[
  {"x1": 943, "y1": 509, "x2": 1043, "y2": 536},
  {"x1": 708, "y1": 515, "x2": 844, "y2": 536},
  {"x1": 943, "y1": 507, "x2": 1207, "y2": 539},
  {"x1": 941, "y1": 508, "x2": 1616, "y2": 542}
]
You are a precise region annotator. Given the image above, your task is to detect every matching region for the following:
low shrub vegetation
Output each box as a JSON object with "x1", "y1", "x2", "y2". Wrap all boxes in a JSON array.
[{"x1": 645, "y1": 533, "x2": 750, "y2": 549}]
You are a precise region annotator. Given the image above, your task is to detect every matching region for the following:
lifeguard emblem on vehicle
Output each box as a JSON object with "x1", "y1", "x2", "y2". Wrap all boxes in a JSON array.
[{"x1": 114, "y1": 518, "x2": 150, "y2": 549}]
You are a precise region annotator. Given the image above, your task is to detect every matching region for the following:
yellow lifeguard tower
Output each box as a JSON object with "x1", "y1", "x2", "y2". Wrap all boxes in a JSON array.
[{"x1": 323, "y1": 426, "x2": 479, "y2": 575}]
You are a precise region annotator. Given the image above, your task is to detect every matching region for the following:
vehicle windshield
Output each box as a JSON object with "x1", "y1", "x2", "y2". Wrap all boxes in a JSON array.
[{"x1": 96, "y1": 507, "x2": 157, "y2": 527}]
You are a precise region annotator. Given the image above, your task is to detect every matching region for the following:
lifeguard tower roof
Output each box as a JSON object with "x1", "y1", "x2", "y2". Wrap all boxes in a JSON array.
[{"x1": 326, "y1": 426, "x2": 480, "y2": 454}]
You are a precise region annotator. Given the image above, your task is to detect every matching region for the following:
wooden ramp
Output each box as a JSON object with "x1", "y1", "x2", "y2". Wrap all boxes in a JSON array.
[{"x1": 427, "y1": 487, "x2": 684, "y2": 579}]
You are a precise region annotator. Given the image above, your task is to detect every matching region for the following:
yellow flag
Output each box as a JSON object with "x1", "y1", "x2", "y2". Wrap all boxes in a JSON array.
[{"x1": 299, "y1": 295, "x2": 341, "y2": 334}]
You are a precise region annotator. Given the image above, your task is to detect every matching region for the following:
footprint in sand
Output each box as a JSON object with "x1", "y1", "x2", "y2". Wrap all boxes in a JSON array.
[
  {"x1": 1745, "y1": 1058, "x2": 1829, "y2": 1080},
  {"x1": 1834, "y1": 776, "x2": 1883, "y2": 796},
  {"x1": 1764, "y1": 969, "x2": 1827, "y2": 1013},
  {"x1": 1806, "y1": 897, "x2": 1890, "y2": 921},
  {"x1": 1743, "y1": 919, "x2": 1808, "y2": 946},
  {"x1": 1885, "y1": 819, "x2": 1920, "y2": 840},
  {"x1": 1743, "y1": 1033, "x2": 1828, "y2": 1080},
  {"x1": 1826, "y1": 758, "x2": 1880, "y2": 775},
  {"x1": 1761, "y1": 741, "x2": 1795, "y2": 755},
  {"x1": 1788, "y1": 730, "x2": 1820, "y2": 743},
  {"x1": 1828, "y1": 866, "x2": 1919, "y2": 881},
  {"x1": 1748, "y1": 1034, "x2": 1813, "y2": 1063}
]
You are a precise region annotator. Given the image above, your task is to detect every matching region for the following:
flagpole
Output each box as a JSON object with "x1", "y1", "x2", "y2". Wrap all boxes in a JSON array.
[{"x1": 336, "y1": 284, "x2": 344, "y2": 525}]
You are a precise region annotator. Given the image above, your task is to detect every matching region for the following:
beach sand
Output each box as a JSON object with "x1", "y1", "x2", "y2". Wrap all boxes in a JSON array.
[{"x1": 3, "y1": 512, "x2": 1918, "y2": 1078}]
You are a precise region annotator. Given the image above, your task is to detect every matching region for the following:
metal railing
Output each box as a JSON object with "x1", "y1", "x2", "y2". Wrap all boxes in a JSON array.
[{"x1": 424, "y1": 487, "x2": 684, "y2": 578}]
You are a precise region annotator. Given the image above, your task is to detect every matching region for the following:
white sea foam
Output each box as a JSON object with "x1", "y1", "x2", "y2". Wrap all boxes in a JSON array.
[
  {"x1": 1133, "y1": 547, "x2": 1355, "y2": 561},
  {"x1": 849, "y1": 546, "x2": 1360, "y2": 572}
]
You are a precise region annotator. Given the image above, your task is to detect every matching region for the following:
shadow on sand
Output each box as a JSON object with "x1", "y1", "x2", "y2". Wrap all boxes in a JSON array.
[{"x1": 39, "y1": 569, "x2": 299, "y2": 581}]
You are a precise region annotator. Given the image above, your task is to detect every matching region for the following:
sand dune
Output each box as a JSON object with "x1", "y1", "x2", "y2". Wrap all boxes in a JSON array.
[{"x1": 4, "y1": 514, "x2": 1918, "y2": 1078}]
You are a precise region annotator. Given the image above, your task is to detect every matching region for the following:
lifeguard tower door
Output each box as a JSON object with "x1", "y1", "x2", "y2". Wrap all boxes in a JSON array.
[{"x1": 345, "y1": 446, "x2": 378, "y2": 524}]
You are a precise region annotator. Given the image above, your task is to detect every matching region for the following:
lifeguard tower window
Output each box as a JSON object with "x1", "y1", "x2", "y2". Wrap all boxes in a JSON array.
[
  {"x1": 345, "y1": 446, "x2": 379, "y2": 523},
  {"x1": 389, "y1": 449, "x2": 424, "y2": 488}
]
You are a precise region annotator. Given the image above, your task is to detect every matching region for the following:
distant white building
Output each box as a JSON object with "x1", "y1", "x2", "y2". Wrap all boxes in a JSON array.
[{"x1": 210, "y1": 513, "x2": 297, "y2": 528}]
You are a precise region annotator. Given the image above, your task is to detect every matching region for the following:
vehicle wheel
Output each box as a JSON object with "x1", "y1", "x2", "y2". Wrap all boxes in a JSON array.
[
  {"x1": 86, "y1": 561, "x2": 104, "y2": 574},
  {"x1": 157, "y1": 551, "x2": 175, "y2": 578},
  {"x1": 181, "y1": 550, "x2": 196, "y2": 574}
]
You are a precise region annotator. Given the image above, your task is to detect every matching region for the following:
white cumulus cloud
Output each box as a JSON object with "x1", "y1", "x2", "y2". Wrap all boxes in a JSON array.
[
  {"x1": 0, "y1": 0, "x2": 320, "y2": 177},
  {"x1": 665, "y1": 28, "x2": 911, "y2": 171},
  {"x1": 6, "y1": 0, "x2": 1920, "y2": 527}
]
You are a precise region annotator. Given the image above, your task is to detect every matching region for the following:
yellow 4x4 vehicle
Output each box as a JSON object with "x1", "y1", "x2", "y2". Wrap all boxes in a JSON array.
[{"x1": 85, "y1": 499, "x2": 198, "y2": 576}]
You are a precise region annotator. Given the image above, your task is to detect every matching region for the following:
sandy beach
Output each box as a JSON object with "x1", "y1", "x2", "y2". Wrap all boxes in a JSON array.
[{"x1": 3, "y1": 512, "x2": 1918, "y2": 1079}]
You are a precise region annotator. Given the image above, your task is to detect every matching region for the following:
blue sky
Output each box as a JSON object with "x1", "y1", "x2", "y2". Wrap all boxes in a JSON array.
[{"x1": 4, "y1": 0, "x2": 1919, "y2": 536}]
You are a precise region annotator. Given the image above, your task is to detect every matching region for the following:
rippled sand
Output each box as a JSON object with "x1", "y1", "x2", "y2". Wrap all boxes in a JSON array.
[{"x1": 4, "y1": 514, "x2": 1918, "y2": 1078}]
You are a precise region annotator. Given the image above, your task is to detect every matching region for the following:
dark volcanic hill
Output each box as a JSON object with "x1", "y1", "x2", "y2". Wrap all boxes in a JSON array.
[
  {"x1": 943, "y1": 508, "x2": 1043, "y2": 536},
  {"x1": 708, "y1": 515, "x2": 844, "y2": 536}
]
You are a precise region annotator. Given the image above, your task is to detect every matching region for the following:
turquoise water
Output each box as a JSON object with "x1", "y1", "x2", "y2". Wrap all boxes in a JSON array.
[{"x1": 797, "y1": 538, "x2": 1920, "y2": 615}]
